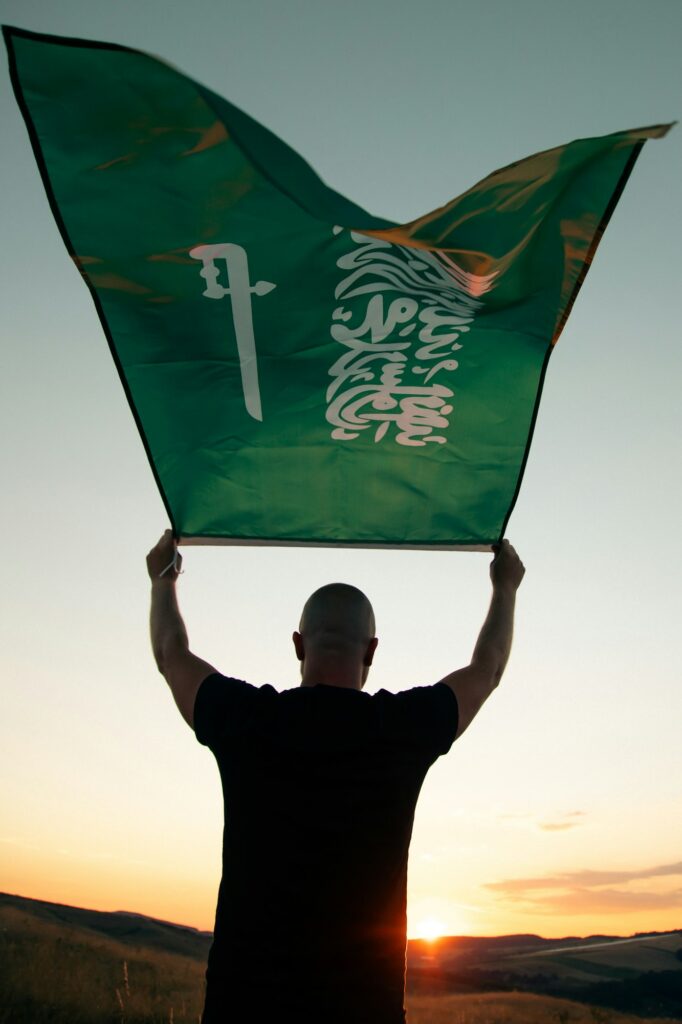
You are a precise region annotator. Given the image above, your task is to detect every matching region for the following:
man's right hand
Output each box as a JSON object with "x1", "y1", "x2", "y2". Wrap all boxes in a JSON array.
[{"x1": 490, "y1": 539, "x2": 525, "y2": 592}]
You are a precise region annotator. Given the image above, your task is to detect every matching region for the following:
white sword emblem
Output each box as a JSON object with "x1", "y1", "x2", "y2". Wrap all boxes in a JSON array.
[{"x1": 189, "y1": 243, "x2": 276, "y2": 422}]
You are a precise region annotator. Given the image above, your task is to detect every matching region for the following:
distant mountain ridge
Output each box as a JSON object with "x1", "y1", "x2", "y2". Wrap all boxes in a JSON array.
[{"x1": 0, "y1": 890, "x2": 212, "y2": 960}]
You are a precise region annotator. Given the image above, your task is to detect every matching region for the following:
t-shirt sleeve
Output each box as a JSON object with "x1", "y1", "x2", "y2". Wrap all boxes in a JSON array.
[
  {"x1": 193, "y1": 672, "x2": 260, "y2": 751},
  {"x1": 383, "y1": 683, "x2": 459, "y2": 759}
]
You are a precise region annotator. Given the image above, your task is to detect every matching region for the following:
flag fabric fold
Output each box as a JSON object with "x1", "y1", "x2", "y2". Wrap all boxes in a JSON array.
[{"x1": 3, "y1": 25, "x2": 671, "y2": 548}]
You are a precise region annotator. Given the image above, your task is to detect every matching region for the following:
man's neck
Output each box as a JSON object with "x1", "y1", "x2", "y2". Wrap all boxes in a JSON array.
[{"x1": 299, "y1": 662, "x2": 364, "y2": 690}]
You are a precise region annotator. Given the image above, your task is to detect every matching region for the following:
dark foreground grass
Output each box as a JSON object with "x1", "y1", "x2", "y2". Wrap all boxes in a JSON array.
[
  {"x1": 1, "y1": 904, "x2": 679, "y2": 1024},
  {"x1": 0, "y1": 905, "x2": 204, "y2": 1023},
  {"x1": 407, "y1": 992, "x2": 681, "y2": 1023}
]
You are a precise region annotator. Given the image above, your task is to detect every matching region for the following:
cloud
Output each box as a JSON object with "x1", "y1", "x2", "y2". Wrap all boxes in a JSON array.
[
  {"x1": 538, "y1": 822, "x2": 579, "y2": 832},
  {"x1": 485, "y1": 860, "x2": 682, "y2": 916},
  {"x1": 538, "y1": 811, "x2": 586, "y2": 832},
  {"x1": 536, "y1": 888, "x2": 682, "y2": 914},
  {"x1": 498, "y1": 810, "x2": 587, "y2": 832},
  {"x1": 488, "y1": 860, "x2": 682, "y2": 893}
]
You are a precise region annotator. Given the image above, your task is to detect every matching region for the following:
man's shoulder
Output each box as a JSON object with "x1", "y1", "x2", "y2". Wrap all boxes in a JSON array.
[
  {"x1": 371, "y1": 681, "x2": 457, "y2": 703},
  {"x1": 194, "y1": 674, "x2": 279, "y2": 747},
  {"x1": 369, "y1": 683, "x2": 459, "y2": 754},
  {"x1": 199, "y1": 673, "x2": 278, "y2": 696}
]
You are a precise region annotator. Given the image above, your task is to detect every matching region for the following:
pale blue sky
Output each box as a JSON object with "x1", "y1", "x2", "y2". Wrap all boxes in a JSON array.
[{"x1": 1, "y1": 0, "x2": 680, "y2": 937}]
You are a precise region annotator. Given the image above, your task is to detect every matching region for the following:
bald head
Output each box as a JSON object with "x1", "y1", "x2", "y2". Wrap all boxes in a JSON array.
[
  {"x1": 295, "y1": 583, "x2": 378, "y2": 688},
  {"x1": 300, "y1": 583, "x2": 375, "y2": 647}
]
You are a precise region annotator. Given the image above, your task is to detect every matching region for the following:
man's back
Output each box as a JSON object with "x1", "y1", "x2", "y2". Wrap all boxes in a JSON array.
[{"x1": 195, "y1": 674, "x2": 459, "y2": 1023}]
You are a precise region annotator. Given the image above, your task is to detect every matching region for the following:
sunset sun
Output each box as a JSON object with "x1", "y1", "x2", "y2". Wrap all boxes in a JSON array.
[{"x1": 412, "y1": 917, "x2": 447, "y2": 942}]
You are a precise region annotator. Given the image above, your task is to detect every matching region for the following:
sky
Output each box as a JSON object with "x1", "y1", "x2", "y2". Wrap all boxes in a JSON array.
[{"x1": 1, "y1": 0, "x2": 681, "y2": 941}]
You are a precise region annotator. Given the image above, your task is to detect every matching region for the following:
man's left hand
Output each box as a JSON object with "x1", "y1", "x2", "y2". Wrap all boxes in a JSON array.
[{"x1": 147, "y1": 529, "x2": 182, "y2": 581}]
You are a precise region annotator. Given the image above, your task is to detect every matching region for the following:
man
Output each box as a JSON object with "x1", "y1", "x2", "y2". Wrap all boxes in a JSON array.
[{"x1": 147, "y1": 531, "x2": 525, "y2": 1023}]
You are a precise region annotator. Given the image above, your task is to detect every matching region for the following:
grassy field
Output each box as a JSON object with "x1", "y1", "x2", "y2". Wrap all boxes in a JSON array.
[
  {"x1": 1, "y1": 900, "x2": 680, "y2": 1024},
  {"x1": 407, "y1": 992, "x2": 681, "y2": 1024},
  {"x1": 0, "y1": 904, "x2": 205, "y2": 1023}
]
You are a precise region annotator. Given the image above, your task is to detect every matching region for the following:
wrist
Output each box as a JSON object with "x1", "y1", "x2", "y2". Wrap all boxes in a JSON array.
[
  {"x1": 492, "y1": 578, "x2": 518, "y2": 596},
  {"x1": 150, "y1": 575, "x2": 177, "y2": 588}
]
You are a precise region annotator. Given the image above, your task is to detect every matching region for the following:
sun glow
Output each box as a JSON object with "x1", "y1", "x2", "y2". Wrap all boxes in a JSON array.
[{"x1": 412, "y1": 916, "x2": 447, "y2": 941}]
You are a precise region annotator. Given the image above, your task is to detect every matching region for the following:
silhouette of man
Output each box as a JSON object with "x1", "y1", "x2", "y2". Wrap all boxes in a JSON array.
[{"x1": 147, "y1": 531, "x2": 525, "y2": 1024}]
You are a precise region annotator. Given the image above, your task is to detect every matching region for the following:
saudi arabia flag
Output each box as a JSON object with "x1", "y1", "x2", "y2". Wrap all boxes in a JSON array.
[{"x1": 3, "y1": 26, "x2": 671, "y2": 548}]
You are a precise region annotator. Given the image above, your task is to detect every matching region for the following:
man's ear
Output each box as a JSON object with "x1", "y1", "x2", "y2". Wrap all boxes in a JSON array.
[
  {"x1": 364, "y1": 636, "x2": 379, "y2": 667},
  {"x1": 292, "y1": 630, "x2": 305, "y2": 662}
]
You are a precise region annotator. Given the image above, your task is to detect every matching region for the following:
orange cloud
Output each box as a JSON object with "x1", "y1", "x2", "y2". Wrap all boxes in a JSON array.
[
  {"x1": 534, "y1": 887, "x2": 682, "y2": 914},
  {"x1": 485, "y1": 860, "x2": 682, "y2": 916},
  {"x1": 499, "y1": 810, "x2": 587, "y2": 832},
  {"x1": 488, "y1": 860, "x2": 682, "y2": 893},
  {"x1": 538, "y1": 812, "x2": 586, "y2": 832}
]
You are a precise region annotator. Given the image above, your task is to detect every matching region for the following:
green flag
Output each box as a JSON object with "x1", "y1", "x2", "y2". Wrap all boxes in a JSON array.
[{"x1": 4, "y1": 26, "x2": 671, "y2": 549}]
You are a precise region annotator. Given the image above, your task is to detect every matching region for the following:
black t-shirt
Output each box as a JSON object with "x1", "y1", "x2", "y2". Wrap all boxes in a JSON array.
[{"x1": 194, "y1": 675, "x2": 458, "y2": 1024}]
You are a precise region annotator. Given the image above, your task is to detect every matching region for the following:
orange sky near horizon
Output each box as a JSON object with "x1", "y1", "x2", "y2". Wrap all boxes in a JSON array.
[{"x1": 3, "y1": 849, "x2": 682, "y2": 940}]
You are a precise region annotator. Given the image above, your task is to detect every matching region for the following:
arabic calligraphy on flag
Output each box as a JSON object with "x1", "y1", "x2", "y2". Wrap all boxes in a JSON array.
[{"x1": 326, "y1": 230, "x2": 497, "y2": 446}]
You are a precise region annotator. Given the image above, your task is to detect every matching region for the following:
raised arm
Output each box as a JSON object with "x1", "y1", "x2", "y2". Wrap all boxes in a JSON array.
[
  {"x1": 147, "y1": 530, "x2": 216, "y2": 728},
  {"x1": 438, "y1": 540, "x2": 525, "y2": 739}
]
